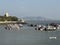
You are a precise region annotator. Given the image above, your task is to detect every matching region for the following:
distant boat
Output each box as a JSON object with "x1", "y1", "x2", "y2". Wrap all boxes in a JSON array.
[
  {"x1": 19, "y1": 24, "x2": 23, "y2": 27},
  {"x1": 49, "y1": 37, "x2": 57, "y2": 39}
]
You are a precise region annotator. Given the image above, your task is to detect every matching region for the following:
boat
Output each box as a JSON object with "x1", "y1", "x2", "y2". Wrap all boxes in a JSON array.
[{"x1": 49, "y1": 37, "x2": 57, "y2": 39}]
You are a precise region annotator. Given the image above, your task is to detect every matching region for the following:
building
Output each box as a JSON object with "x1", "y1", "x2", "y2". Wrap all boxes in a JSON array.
[{"x1": 4, "y1": 12, "x2": 9, "y2": 17}]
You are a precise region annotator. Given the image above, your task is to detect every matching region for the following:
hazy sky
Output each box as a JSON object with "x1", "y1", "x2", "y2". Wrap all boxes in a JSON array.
[{"x1": 0, "y1": 0, "x2": 60, "y2": 20}]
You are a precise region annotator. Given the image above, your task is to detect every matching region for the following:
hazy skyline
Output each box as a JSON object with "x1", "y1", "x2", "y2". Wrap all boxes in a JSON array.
[{"x1": 0, "y1": 0, "x2": 60, "y2": 20}]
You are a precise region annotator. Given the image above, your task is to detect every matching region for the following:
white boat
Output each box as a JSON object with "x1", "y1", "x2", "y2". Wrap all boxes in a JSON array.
[
  {"x1": 19, "y1": 24, "x2": 23, "y2": 27},
  {"x1": 49, "y1": 37, "x2": 57, "y2": 39}
]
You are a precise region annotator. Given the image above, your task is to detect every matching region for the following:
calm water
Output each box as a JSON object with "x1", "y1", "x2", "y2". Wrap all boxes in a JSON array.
[{"x1": 0, "y1": 21, "x2": 60, "y2": 45}]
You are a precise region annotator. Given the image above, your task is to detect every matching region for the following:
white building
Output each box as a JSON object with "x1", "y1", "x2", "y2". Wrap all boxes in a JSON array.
[{"x1": 5, "y1": 12, "x2": 9, "y2": 17}]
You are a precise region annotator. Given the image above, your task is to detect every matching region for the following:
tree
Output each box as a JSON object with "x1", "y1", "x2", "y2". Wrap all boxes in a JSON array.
[{"x1": 0, "y1": 16, "x2": 18, "y2": 21}]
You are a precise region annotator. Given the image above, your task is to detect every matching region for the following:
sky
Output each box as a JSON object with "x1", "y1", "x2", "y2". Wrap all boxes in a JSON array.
[{"x1": 0, "y1": 0, "x2": 60, "y2": 20}]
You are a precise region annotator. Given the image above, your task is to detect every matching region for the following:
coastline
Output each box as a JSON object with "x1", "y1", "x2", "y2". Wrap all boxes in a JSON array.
[{"x1": 0, "y1": 21, "x2": 27, "y2": 24}]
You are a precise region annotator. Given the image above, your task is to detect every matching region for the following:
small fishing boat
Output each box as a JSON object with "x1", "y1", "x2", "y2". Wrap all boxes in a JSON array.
[{"x1": 49, "y1": 37, "x2": 57, "y2": 39}]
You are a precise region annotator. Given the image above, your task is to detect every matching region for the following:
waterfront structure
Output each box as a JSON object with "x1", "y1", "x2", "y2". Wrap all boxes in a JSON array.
[
  {"x1": 0, "y1": 12, "x2": 18, "y2": 21},
  {"x1": 0, "y1": 12, "x2": 26, "y2": 24}
]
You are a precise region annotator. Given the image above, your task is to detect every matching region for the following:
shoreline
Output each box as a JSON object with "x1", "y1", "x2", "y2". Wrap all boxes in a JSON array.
[{"x1": 0, "y1": 21, "x2": 27, "y2": 24}]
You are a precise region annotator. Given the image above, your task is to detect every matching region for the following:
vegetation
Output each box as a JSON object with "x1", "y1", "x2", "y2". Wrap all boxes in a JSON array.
[{"x1": 0, "y1": 16, "x2": 18, "y2": 21}]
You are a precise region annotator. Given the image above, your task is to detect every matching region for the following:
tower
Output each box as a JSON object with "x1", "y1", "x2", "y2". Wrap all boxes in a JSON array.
[{"x1": 4, "y1": 12, "x2": 9, "y2": 17}]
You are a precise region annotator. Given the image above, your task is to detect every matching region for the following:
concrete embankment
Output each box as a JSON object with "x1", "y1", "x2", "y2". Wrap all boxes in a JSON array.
[{"x1": 0, "y1": 21, "x2": 27, "y2": 24}]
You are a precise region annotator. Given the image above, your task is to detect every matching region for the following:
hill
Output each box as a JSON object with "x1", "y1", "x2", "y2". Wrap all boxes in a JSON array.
[{"x1": 22, "y1": 16, "x2": 52, "y2": 21}]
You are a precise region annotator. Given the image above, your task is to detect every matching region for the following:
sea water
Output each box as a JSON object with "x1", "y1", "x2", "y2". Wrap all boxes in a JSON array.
[{"x1": 0, "y1": 21, "x2": 60, "y2": 45}]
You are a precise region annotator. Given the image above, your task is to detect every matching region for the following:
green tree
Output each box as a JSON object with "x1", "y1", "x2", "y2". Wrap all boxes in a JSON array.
[{"x1": 0, "y1": 16, "x2": 18, "y2": 21}]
